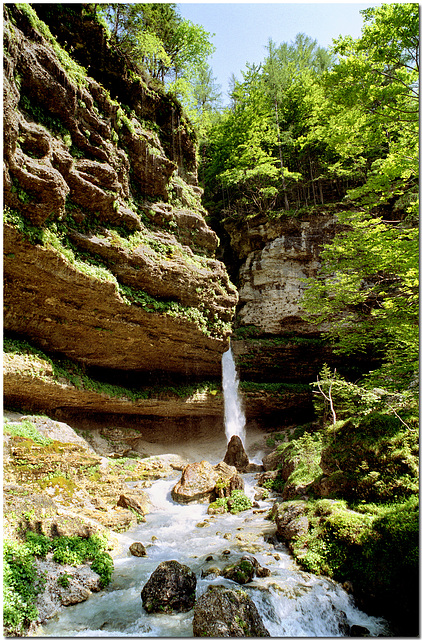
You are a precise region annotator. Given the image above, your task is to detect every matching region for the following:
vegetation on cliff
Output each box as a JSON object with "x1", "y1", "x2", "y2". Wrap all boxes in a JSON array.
[
  {"x1": 196, "y1": 5, "x2": 418, "y2": 634},
  {"x1": 3, "y1": 3, "x2": 419, "y2": 637}
]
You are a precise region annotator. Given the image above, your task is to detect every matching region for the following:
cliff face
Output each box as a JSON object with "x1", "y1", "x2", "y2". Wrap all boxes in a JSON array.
[
  {"x1": 3, "y1": 4, "x2": 237, "y2": 395},
  {"x1": 224, "y1": 210, "x2": 365, "y2": 387},
  {"x1": 3, "y1": 5, "x2": 355, "y2": 430}
]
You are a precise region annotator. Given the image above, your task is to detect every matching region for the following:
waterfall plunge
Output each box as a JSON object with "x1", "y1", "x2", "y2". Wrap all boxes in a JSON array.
[{"x1": 222, "y1": 346, "x2": 246, "y2": 444}]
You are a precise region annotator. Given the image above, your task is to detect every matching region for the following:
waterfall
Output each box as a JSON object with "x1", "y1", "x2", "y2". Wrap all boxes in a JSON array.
[{"x1": 222, "y1": 346, "x2": 246, "y2": 444}]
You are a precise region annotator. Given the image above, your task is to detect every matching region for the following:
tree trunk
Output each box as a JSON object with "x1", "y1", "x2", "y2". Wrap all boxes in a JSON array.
[{"x1": 274, "y1": 100, "x2": 289, "y2": 210}]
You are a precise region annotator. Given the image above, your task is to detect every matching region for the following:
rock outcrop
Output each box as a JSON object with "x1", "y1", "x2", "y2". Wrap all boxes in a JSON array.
[
  {"x1": 223, "y1": 210, "x2": 368, "y2": 393},
  {"x1": 3, "y1": 3, "x2": 237, "y2": 406}
]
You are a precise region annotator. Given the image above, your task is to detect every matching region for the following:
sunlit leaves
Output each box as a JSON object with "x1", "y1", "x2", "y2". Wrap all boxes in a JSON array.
[{"x1": 302, "y1": 211, "x2": 418, "y2": 388}]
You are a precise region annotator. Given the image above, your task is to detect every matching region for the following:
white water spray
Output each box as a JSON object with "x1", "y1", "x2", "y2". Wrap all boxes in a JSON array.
[{"x1": 222, "y1": 345, "x2": 246, "y2": 444}]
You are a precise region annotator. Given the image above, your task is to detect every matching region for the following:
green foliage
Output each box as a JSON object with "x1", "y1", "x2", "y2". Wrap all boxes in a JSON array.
[
  {"x1": 50, "y1": 534, "x2": 113, "y2": 586},
  {"x1": 229, "y1": 490, "x2": 253, "y2": 514},
  {"x1": 4, "y1": 419, "x2": 53, "y2": 447},
  {"x1": 19, "y1": 93, "x2": 72, "y2": 141},
  {"x1": 290, "y1": 496, "x2": 418, "y2": 633},
  {"x1": 101, "y1": 3, "x2": 215, "y2": 87},
  {"x1": 303, "y1": 211, "x2": 418, "y2": 391},
  {"x1": 277, "y1": 430, "x2": 324, "y2": 489},
  {"x1": 3, "y1": 539, "x2": 40, "y2": 635},
  {"x1": 262, "y1": 474, "x2": 285, "y2": 494},
  {"x1": 57, "y1": 573, "x2": 71, "y2": 589}
]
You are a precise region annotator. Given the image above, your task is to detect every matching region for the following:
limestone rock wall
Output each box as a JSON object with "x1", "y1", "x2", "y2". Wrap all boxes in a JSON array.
[
  {"x1": 224, "y1": 211, "x2": 355, "y2": 388},
  {"x1": 3, "y1": 4, "x2": 237, "y2": 398}
]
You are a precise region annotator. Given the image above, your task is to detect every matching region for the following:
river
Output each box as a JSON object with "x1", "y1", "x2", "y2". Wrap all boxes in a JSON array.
[
  {"x1": 40, "y1": 348, "x2": 387, "y2": 636},
  {"x1": 40, "y1": 473, "x2": 387, "y2": 637}
]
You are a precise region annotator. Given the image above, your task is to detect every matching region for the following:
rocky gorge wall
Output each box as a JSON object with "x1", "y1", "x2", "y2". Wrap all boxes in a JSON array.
[
  {"x1": 3, "y1": 4, "x2": 238, "y2": 430},
  {"x1": 222, "y1": 210, "x2": 372, "y2": 410},
  {"x1": 3, "y1": 4, "x2": 359, "y2": 434}
]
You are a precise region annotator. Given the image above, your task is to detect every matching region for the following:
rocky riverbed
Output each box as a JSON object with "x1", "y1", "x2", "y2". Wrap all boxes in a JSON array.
[{"x1": 4, "y1": 411, "x2": 388, "y2": 637}]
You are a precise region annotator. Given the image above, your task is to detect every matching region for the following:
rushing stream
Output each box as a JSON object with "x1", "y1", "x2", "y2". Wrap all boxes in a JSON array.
[
  {"x1": 40, "y1": 348, "x2": 387, "y2": 637},
  {"x1": 40, "y1": 476, "x2": 386, "y2": 637}
]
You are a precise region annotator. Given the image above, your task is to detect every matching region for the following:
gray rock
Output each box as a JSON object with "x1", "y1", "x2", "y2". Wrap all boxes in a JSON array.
[
  {"x1": 193, "y1": 585, "x2": 270, "y2": 637},
  {"x1": 141, "y1": 560, "x2": 196, "y2": 613},
  {"x1": 274, "y1": 501, "x2": 309, "y2": 541}
]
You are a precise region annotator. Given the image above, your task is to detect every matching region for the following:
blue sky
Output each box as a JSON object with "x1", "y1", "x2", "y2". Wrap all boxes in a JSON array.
[{"x1": 178, "y1": 3, "x2": 381, "y2": 104}]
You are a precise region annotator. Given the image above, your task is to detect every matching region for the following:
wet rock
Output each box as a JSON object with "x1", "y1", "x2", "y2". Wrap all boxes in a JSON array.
[
  {"x1": 222, "y1": 555, "x2": 271, "y2": 584},
  {"x1": 207, "y1": 504, "x2": 227, "y2": 515},
  {"x1": 257, "y1": 470, "x2": 279, "y2": 487},
  {"x1": 116, "y1": 490, "x2": 150, "y2": 516},
  {"x1": 193, "y1": 585, "x2": 270, "y2": 637},
  {"x1": 350, "y1": 624, "x2": 371, "y2": 637},
  {"x1": 202, "y1": 566, "x2": 221, "y2": 578},
  {"x1": 262, "y1": 449, "x2": 284, "y2": 471},
  {"x1": 141, "y1": 560, "x2": 196, "y2": 614},
  {"x1": 171, "y1": 460, "x2": 243, "y2": 504},
  {"x1": 129, "y1": 542, "x2": 147, "y2": 557},
  {"x1": 274, "y1": 501, "x2": 309, "y2": 542}
]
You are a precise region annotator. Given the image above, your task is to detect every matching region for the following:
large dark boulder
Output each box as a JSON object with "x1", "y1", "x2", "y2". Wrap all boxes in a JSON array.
[
  {"x1": 223, "y1": 435, "x2": 262, "y2": 472},
  {"x1": 141, "y1": 560, "x2": 196, "y2": 614},
  {"x1": 193, "y1": 585, "x2": 270, "y2": 637},
  {"x1": 223, "y1": 435, "x2": 249, "y2": 471}
]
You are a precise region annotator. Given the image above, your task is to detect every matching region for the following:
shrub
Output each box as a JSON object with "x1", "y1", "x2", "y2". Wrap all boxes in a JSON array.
[
  {"x1": 229, "y1": 490, "x2": 252, "y2": 514},
  {"x1": 3, "y1": 540, "x2": 40, "y2": 635}
]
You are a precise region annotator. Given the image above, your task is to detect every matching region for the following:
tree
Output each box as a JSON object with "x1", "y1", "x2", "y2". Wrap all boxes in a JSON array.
[
  {"x1": 100, "y1": 4, "x2": 214, "y2": 84},
  {"x1": 302, "y1": 210, "x2": 418, "y2": 391},
  {"x1": 302, "y1": 3, "x2": 419, "y2": 215}
]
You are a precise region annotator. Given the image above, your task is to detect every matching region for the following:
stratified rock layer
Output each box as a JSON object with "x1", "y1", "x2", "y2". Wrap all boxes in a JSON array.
[{"x1": 3, "y1": 5, "x2": 237, "y2": 384}]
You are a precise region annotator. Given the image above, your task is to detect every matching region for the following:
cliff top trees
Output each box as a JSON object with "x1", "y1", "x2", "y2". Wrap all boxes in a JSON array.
[
  {"x1": 302, "y1": 3, "x2": 419, "y2": 394},
  {"x1": 100, "y1": 3, "x2": 215, "y2": 84}
]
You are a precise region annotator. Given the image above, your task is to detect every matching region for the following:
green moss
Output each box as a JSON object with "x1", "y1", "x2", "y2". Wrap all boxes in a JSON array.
[
  {"x1": 239, "y1": 381, "x2": 310, "y2": 395},
  {"x1": 4, "y1": 419, "x2": 53, "y2": 447},
  {"x1": 12, "y1": 4, "x2": 88, "y2": 86},
  {"x1": 290, "y1": 496, "x2": 418, "y2": 626}
]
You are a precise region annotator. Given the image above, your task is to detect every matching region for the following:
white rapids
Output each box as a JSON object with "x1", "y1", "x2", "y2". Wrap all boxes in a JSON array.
[{"x1": 40, "y1": 476, "x2": 387, "y2": 637}]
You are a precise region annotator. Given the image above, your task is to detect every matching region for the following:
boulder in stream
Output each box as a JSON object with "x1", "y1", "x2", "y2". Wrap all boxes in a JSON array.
[
  {"x1": 171, "y1": 460, "x2": 243, "y2": 504},
  {"x1": 141, "y1": 560, "x2": 196, "y2": 613},
  {"x1": 129, "y1": 542, "x2": 147, "y2": 557},
  {"x1": 222, "y1": 555, "x2": 271, "y2": 584},
  {"x1": 193, "y1": 585, "x2": 270, "y2": 637},
  {"x1": 223, "y1": 435, "x2": 263, "y2": 472}
]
